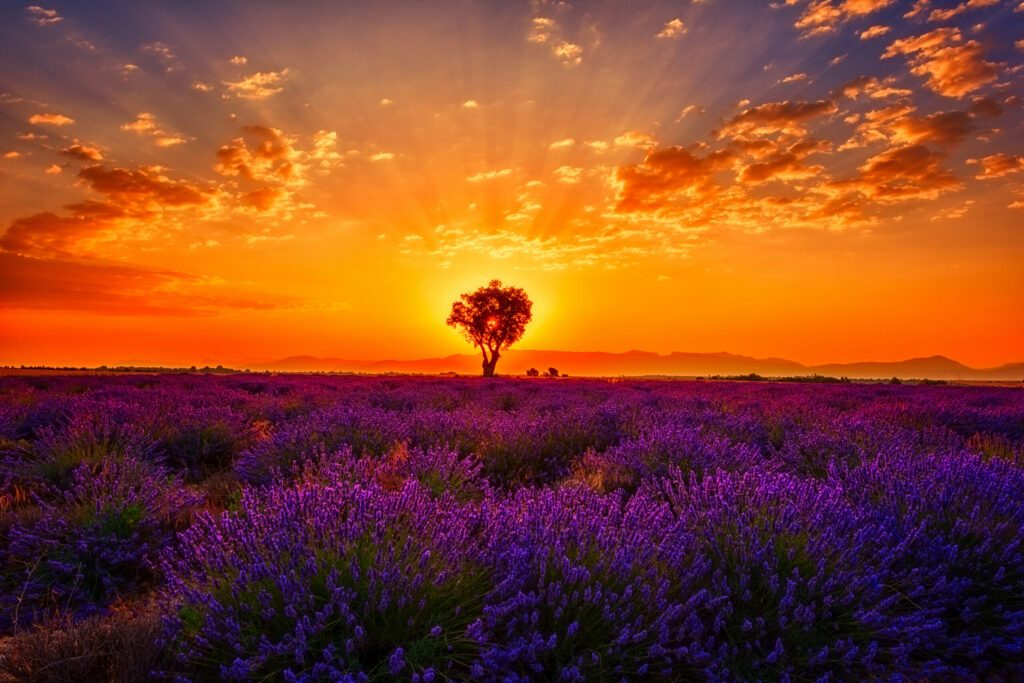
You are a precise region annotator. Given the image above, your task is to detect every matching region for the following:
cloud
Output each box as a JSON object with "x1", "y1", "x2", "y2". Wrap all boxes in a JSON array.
[
  {"x1": 860, "y1": 25, "x2": 891, "y2": 40},
  {"x1": 369, "y1": 151, "x2": 395, "y2": 162},
  {"x1": 141, "y1": 42, "x2": 179, "y2": 71},
  {"x1": 527, "y1": 16, "x2": 556, "y2": 43},
  {"x1": 120, "y1": 112, "x2": 188, "y2": 147},
  {"x1": 0, "y1": 253, "x2": 193, "y2": 315},
  {"x1": 552, "y1": 41, "x2": 583, "y2": 66},
  {"x1": 4, "y1": 151, "x2": 23, "y2": 159},
  {"x1": 466, "y1": 168, "x2": 512, "y2": 182},
  {"x1": 839, "y1": 100, "x2": 988, "y2": 150},
  {"x1": 79, "y1": 165, "x2": 213, "y2": 209},
  {"x1": 214, "y1": 124, "x2": 343, "y2": 218},
  {"x1": 380, "y1": 98, "x2": 394, "y2": 106},
  {"x1": 888, "y1": 110, "x2": 975, "y2": 146},
  {"x1": 461, "y1": 99, "x2": 480, "y2": 109},
  {"x1": 67, "y1": 34, "x2": 96, "y2": 52},
  {"x1": 553, "y1": 165, "x2": 583, "y2": 183},
  {"x1": 676, "y1": 104, "x2": 705, "y2": 121},
  {"x1": 29, "y1": 112, "x2": 74, "y2": 126},
  {"x1": 1, "y1": 210, "x2": 115, "y2": 257},
  {"x1": 60, "y1": 142, "x2": 103, "y2": 162},
  {"x1": 738, "y1": 138, "x2": 830, "y2": 184},
  {"x1": 615, "y1": 145, "x2": 734, "y2": 214},
  {"x1": 0, "y1": 253, "x2": 293, "y2": 316},
  {"x1": 192, "y1": 81, "x2": 213, "y2": 92},
  {"x1": 656, "y1": 18, "x2": 687, "y2": 39},
  {"x1": 614, "y1": 130, "x2": 657, "y2": 148},
  {"x1": 927, "y1": 0, "x2": 999, "y2": 22},
  {"x1": 795, "y1": 0, "x2": 895, "y2": 36},
  {"x1": 835, "y1": 75, "x2": 913, "y2": 100},
  {"x1": 25, "y1": 5, "x2": 61, "y2": 26},
  {"x1": 215, "y1": 125, "x2": 303, "y2": 184},
  {"x1": 527, "y1": 16, "x2": 583, "y2": 66},
  {"x1": 716, "y1": 99, "x2": 838, "y2": 138},
  {"x1": 230, "y1": 55, "x2": 248, "y2": 65},
  {"x1": 223, "y1": 69, "x2": 289, "y2": 100},
  {"x1": 779, "y1": 72, "x2": 809, "y2": 84},
  {"x1": 969, "y1": 153, "x2": 1023, "y2": 178},
  {"x1": 549, "y1": 138, "x2": 575, "y2": 149},
  {"x1": 0, "y1": 162, "x2": 217, "y2": 261},
  {"x1": 310, "y1": 130, "x2": 342, "y2": 171},
  {"x1": 883, "y1": 28, "x2": 999, "y2": 97},
  {"x1": 239, "y1": 186, "x2": 286, "y2": 211},
  {"x1": 830, "y1": 144, "x2": 961, "y2": 201}
]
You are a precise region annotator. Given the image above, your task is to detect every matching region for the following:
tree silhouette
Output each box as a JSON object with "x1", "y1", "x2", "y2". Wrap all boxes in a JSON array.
[{"x1": 447, "y1": 280, "x2": 533, "y2": 377}]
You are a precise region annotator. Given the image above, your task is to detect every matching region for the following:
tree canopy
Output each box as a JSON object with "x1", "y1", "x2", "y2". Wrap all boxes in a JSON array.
[{"x1": 447, "y1": 280, "x2": 533, "y2": 377}]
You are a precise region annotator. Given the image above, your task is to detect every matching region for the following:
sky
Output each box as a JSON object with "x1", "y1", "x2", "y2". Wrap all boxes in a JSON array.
[{"x1": 0, "y1": 0, "x2": 1022, "y2": 368}]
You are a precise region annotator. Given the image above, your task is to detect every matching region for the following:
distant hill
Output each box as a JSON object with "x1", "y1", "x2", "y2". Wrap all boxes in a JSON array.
[{"x1": 249, "y1": 351, "x2": 1024, "y2": 381}]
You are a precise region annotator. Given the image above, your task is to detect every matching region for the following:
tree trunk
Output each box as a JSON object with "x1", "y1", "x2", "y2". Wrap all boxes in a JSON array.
[{"x1": 482, "y1": 351, "x2": 500, "y2": 377}]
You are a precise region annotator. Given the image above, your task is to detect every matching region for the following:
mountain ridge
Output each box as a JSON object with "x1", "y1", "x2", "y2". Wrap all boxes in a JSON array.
[{"x1": 249, "y1": 350, "x2": 1024, "y2": 381}]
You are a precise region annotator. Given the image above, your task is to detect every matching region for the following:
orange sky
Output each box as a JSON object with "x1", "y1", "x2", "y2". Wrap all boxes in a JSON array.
[{"x1": 1, "y1": 0, "x2": 1023, "y2": 368}]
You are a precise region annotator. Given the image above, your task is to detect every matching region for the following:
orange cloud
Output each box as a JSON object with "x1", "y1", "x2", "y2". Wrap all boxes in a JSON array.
[
  {"x1": 0, "y1": 253, "x2": 295, "y2": 316},
  {"x1": 795, "y1": 0, "x2": 895, "y2": 36},
  {"x1": 121, "y1": 112, "x2": 188, "y2": 147},
  {"x1": 213, "y1": 125, "x2": 342, "y2": 218},
  {"x1": 883, "y1": 28, "x2": 999, "y2": 97},
  {"x1": 239, "y1": 186, "x2": 286, "y2": 211},
  {"x1": 716, "y1": 99, "x2": 838, "y2": 138},
  {"x1": 79, "y1": 165, "x2": 212, "y2": 208},
  {"x1": 831, "y1": 144, "x2": 961, "y2": 201},
  {"x1": 614, "y1": 130, "x2": 657, "y2": 149},
  {"x1": 552, "y1": 41, "x2": 583, "y2": 66},
  {"x1": 738, "y1": 138, "x2": 831, "y2": 184},
  {"x1": 860, "y1": 25, "x2": 891, "y2": 40},
  {"x1": 215, "y1": 126, "x2": 301, "y2": 183},
  {"x1": 1, "y1": 163, "x2": 216, "y2": 259},
  {"x1": 527, "y1": 16, "x2": 555, "y2": 43},
  {"x1": 615, "y1": 146, "x2": 734, "y2": 214},
  {"x1": 223, "y1": 69, "x2": 289, "y2": 99},
  {"x1": 60, "y1": 142, "x2": 104, "y2": 162},
  {"x1": 656, "y1": 19, "x2": 686, "y2": 39},
  {"x1": 888, "y1": 110, "x2": 976, "y2": 146},
  {"x1": 29, "y1": 112, "x2": 74, "y2": 126},
  {"x1": 969, "y1": 153, "x2": 1024, "y2": 179},
  {"x1": 526, "y1": 15, "x2": 583, "y2": 66},
  {"x1": 466, "y1": 168, "x2": 513, "y2": 182},
  {"x1": 1, "y1": 211, "x2": 110, "y2": 257},
  {"x1": 927, "y1": 0, "x2": 999, "y2": 22},
  {"x1": 835, "y1": 75, "x2": 913, "y2": 100}
]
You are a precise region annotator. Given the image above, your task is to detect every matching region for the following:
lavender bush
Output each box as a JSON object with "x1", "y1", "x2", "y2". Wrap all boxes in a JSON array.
[{"x1": 2, "y1": 457, "x2": 197, "y2": 630}]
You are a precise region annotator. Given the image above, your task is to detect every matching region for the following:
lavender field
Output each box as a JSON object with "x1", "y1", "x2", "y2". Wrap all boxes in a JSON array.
[{"x1": 1, "y1": 374, "x2": 1023, "y2": 681}]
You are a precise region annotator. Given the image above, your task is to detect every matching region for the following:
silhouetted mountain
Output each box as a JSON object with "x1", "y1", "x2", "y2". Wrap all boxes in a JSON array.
[{"x1": 250, "y1": 351, "x2": 1024, "y2": 380}]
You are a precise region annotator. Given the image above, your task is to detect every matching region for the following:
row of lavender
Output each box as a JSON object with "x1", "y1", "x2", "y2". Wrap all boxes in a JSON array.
[{"x1": 1, "y1": 374, "x2": 1022, "y2": 680}]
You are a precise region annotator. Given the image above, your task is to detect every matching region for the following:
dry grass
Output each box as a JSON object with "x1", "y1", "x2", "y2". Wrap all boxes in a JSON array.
[{"x1": 0, "y1": 607, "x2": 168, "y2": 683}]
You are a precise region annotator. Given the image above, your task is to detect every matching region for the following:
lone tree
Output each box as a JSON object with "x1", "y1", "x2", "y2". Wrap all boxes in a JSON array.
[{"x1": 447, "y1": 280, "x2": 533, "y2": 377}]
